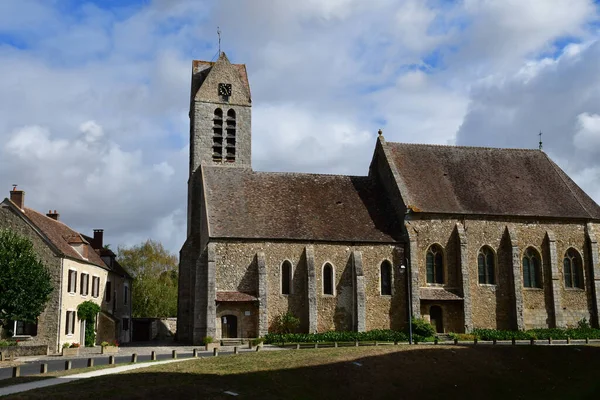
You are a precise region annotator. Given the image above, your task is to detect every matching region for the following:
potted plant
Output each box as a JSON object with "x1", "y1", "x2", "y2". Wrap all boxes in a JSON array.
[
  {"x1": 62, "y1": 342, "x2": 80, "y2": 356},
  {"x1": 203, "y1": 336, "x2": 219, "y2": 351},
  {"x1": 101, "y1": 341, "x2": 119, "y2": 354}
]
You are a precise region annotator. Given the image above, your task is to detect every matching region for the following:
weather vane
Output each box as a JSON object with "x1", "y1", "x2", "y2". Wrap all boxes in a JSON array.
[
  {"x1": 217, "y1": 26, "x2": 221, "y2": 55},
  {"x1": 538, "y1": 131, "x2": 543, "y2": 150}
]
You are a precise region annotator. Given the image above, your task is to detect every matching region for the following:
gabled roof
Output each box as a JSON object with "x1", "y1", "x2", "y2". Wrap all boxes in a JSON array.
[
  {"x1": 5, "y1": 202, "x2": 107, "y2": 267},
  {"x1": 191, "y1": 52, "x2": 251, "y2": 103},
  {"x1": 384, "y1": 142, "x2": 600, "y2": 219},
  {"x1": 201, "y1": 166, "x2": 401, "y2": 243}
]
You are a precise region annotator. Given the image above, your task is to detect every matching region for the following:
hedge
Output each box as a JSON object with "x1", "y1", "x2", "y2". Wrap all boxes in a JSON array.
[
  {"x1": 471, "y1": 328, "x2": 600, "y2": 341},
  {"x1": 264, "y1": 329, "x2": 415, "y2": 344}
]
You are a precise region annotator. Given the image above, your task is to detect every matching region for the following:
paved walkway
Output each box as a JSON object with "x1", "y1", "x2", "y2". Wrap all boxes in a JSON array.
[{"x1": 0, "y1": 358, "x2": 191, "y2": 397}]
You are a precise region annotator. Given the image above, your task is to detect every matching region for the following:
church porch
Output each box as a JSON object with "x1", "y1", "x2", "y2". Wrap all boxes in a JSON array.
[{"x1": 215, "y1": 292, "x2": 259, "y2": 340}]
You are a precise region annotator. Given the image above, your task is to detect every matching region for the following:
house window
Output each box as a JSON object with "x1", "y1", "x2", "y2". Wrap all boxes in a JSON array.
[
  {"x1": 124, "y1": 285, "x2": 129, "y2": 305},
  {"x1": 523, "y1": 247, "x2": 542, "y2": 288},
  {"x1": 123, "y1": 318, "x2": 130, "y2": 331},
  {"x1": 426, "y1": 244, "x2": 444, "y2": 284},
  {"x1": 225, "y1": 109, "x2": 236, "y2": 162},
  {"x1": 92, "y1": 276, "x2": 100, "y2": 298},
  {"x1": 281, "y1": 260, "x2": 292, "y2": 295},
  {"x1": 105, "y1": 281, "x2": 112, "y2": 303},
  {"x1": 67, "y1": 269, "x2": 77, "y2": 293},
  {"x1": 323, "y1": 263, "x2": 334, "y2": 295},
  {"x1": 80, "y1": 273, "x2": 89, "y2": 296},
  {"x1": 380, "y1": 260, "x2": 392, "y2": 295},
  {"x1": 212, "y1": 108, "x2": 223, "y2": 161},
  {"x1": 478, "y1": 246, "x2": 495, "y2": 284},
  {"x1": 564, "y1": 248, "x2": 583, "y2": 289},
  {"x1": 65, "y1": 311, "x2": 76, "y2": 335},
  {"x1": 13, "y1": 320, "x2": 37, "y2": 336}
]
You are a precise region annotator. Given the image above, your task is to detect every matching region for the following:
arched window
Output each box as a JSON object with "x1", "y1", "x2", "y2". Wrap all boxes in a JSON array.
[
  {"x1": 426, "y1": 244, "x2": 444, "y2": 284},
  {"x1": 523, "y1": 247, "x2": 542, "y2": 288},
  {"x1": 380, "y1": 260, "x2": 392, "y2": 295},
  {"x1": 564, "y1": 249, "x2": 583, "y2": 289},
  {"x1": 212, "y1": 108, "x2": 223, "y2": 161},
  {"x1": 281, "y1": 260, "x2": 292, "y2": 295},
  {"x1": 478, "y1": 246, "x2": 495, "y2": 284},
  {"x1": 323, "y1": 263, "x2": 334, "y2": 295},
  {"x1": 225, "y1": 109, "x2": 236, "y2": 162}
]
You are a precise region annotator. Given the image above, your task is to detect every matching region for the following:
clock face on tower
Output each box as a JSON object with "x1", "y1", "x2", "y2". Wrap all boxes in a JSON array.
[{"x1": 218, "y1": 83, "x2": 232, "y2": 97}]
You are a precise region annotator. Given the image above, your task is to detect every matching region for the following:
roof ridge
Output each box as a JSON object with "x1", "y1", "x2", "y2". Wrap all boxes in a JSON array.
[
  {"x1": 541, "y1": 152, "x2": 595, "y2": 219},
  {"x1": 24, "y1": 207, "x2": 72, "y2": 229},
  {"x1": 387, "y1": 141, "x2": 542, "y2": 152},
  {"x1": 203, "y1": 166, "x2": 367, "y2": 179}
]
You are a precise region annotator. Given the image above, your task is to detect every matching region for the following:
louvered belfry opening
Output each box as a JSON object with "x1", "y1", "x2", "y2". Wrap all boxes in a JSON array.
[
  {"x1": 225, "y1": 109, "x2": 236, "y2": 162},
  {"x1": 212, "y1": 108, "x2": 223, "y2": 161}
]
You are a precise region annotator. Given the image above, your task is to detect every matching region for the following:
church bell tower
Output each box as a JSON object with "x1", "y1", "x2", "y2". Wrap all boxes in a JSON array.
[{"x1": 189, "y1": 52, "x2": 252, "y2": 174}]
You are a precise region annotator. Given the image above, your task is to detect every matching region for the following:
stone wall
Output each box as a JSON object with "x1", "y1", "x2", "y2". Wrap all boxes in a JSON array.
[
  {"x1": 406, "y1": 215, "x2": 599, "y2": 331},
  {"x1": 0, "y1": 203, "x2": 62, "y2": 352},
  {"x1": 0, "y1": 345, "x2": 48, "y2": 357}
]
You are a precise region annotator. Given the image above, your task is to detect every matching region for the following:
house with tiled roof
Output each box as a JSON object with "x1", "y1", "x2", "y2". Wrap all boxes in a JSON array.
[
  {"x1": 0, "y1": 188, "x2": 132, "y2": 352},
  {"x1": 178, "y1": 53, "x2": 600, "y2": 344}
]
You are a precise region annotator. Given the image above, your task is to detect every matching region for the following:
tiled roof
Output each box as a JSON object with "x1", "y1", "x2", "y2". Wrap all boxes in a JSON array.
[
  {"x1": 216, "y1": 291, "x2": 258, "y2": 302},
  {"x1": 420, "y1": 288, "x2": 463, "y2": 301},
  {"x1": 385, "y1": 143, "x2": 600, "y2": 219},
  {"x1": 23, "y1": 207, "x2": 105, "y2": 267},
  {"x1": 202, "y1": 167, "x2": 401, "y2": 242}
]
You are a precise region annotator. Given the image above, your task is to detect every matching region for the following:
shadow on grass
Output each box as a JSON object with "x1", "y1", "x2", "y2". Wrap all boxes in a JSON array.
[{"x1": 5, "y1": 345, "x2": 600, "y2": 400}]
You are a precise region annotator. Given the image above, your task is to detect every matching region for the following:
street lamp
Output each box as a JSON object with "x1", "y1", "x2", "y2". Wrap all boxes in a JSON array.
[{"x1": 399, "y1": 260, "x2": 413, "y2": 345}]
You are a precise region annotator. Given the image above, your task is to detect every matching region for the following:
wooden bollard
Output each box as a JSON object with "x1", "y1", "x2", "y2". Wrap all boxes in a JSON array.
[
  {"x1": 0, "y1": 352, "x2": 4, "y2": 361},
  {"x1": 434, "y1": 338, "x2": 439, "y2": 345},
  {"x1": 213, "y1": 348, "x2": 219, "y2": 356},
  {"x1": 172, "y1": 350, "x2": 177, "y2": 359},
  {"x1": 131, "y1": 353, "x2": 137, "y2": 363},
  {"x1": 109, "y1": 355, "x2": 115, "y2": 365},
  {"x1": 454, "y1": 338, "x2": 458, "y2": 345},
  {"x1": 394, "y1": 341, "x2": 398, "y2": 346},
  {"x1": 567, "y1": 337, "x2": 571, "y2": 344},
  {"x1": 12, "y1": 366, "x2": 20, "y2": 378},
  {"x1": 530, "y1": 338, "x2": 535, "y2": 345},
  {"x1": 493, "y1": 339, "x2": 497, "y2": 345},
  {"x1": 334, "y1": 342, "x2": 338, "y2": 348},
  {"x1": 355, "y1": 341, "x2": 359, "y2": 347},
  {"x1": 314, "y1": 343, "x2": 318, "y2": 349},
  {"x1": 234, "y1": 346, "x2": 239, "y2": 354},
  {"x1": 586, "y1": 337, "x2": 589, "y2": 344},
  {"x1": 512, "y1": 338, "x2": 516, "y2": 345},
  {"x1": 193, "y1": 349, "x2": 198, "y2": 357},
  {"x1": 40, "y1": 363, "x2": 48, "y2": 374},
  {"x1": 87, "y1": 358, "x2": 94, "y2": 367},
  {"x1": 65, "y1": 360, "x2": 72, "y2": 370},
  {"x1": 548, "y1": 337, "x2": 552, "y2": 345},
  {"x1": 474, "y1": 338, "x2": 478, "y2": 345},
  {"x1": 151, "y1": 351, "x2": 157, "y2": 361},
  {"x1": 255, "y1": 345, "x2": 261, "y2": 352},
  {"x1": 296, "y1": 343, "x2": 300, "y2": 350}
]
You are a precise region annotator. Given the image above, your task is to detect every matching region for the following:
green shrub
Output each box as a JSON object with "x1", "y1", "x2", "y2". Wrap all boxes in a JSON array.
[
  {"x1": 471, "y1": 327, "x2": 600, "y2": 341},
  {"x1": 411, "y1": 317, "x2": 435, "y2": 338},
  {"x1": 264, "y1": 329, "x2": 410, "y2": 344},
  {"x1": 202, "y1": 336, "x2": 214, "y2": 345},
  {"x1": 62, "y1": 342, "x2": 70, "y2": 349},
  {"x1": 251, "y1": 338, "x2": 265, "y2": 346},
  {"x1": 448, "y1": 332, "x2": 476, "y2": 341},
  {"x1": 100, "y1": 341, "x2": 109, "y2": 347},
  {"x1": 0, "y1": 340, "x2": 17, "y2": 347},
  {"x1": 271, "y1": 312, "x2": 300, "y2": 334}
]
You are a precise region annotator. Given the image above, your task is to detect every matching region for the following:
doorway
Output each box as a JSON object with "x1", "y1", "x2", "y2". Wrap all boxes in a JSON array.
[
  {"x1": 430, "y1": 306, "x2": 443, "y2": 333},
  {"x1": 221, "y1": 315, "x2": 238, "y2": 338}
]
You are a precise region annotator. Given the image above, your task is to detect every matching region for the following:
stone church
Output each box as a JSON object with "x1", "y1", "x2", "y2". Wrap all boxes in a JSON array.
[{"x1": 177, "y1": 53, "x2": 600, "y2": 344}]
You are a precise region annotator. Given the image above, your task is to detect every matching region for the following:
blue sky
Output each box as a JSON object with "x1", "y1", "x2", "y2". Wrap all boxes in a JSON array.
[{"x1": 1, "y1": 0, "x2": 600, "y2": 253}]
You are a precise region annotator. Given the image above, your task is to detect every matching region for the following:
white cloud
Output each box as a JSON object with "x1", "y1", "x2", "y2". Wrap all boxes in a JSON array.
[{"x1": 574, "y1": 113, "x2": 600, "y2": 150}]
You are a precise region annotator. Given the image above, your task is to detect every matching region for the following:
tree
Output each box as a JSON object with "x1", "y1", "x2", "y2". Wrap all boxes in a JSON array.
[
  {"x1": 0, "y1": 229, "x2": 53, "y2": 331},
  {"x1": 77, "y1": 301, "x2": 101, "y2": 346},
  {"x1": 117, "y1": 240, "x2": 178, "y2": 318}
]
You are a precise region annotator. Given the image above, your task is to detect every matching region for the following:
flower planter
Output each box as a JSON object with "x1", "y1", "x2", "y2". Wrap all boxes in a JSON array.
[
  {"x1": 205, "y1": 343, "x2": 220, "y2": 351},
  {"x1": 62, "y1": 347, "x2": 80, "y2": 357},
  {"x1": 101, "y1": 346, "x2": 119, "y2": 354}
]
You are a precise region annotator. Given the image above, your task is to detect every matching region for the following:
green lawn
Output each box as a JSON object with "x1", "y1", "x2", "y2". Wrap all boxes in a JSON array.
[{"x1": 5, "y1": 345, "x2": 600, "y2": 399}]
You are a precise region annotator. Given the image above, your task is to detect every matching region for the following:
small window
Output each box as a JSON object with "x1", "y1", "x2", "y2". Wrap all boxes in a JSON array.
[
  {"x1": 68, "y1": 270, "x2": 77, "y2": 293},
  {"x1": 105, "y1": 281, "x2": 112, "y2": 303},
  {"x1": 80, "y1": 273, "x2": 89, "y2": 296},
  {"x1": 478, "y1": 246, "x2": 495, "y2": 284},
  {"x1": 380, "y1": 260, "x2": 392, "y2": 295},
  {"x1": 13, "y1": 320, "x2": 37, "y2": 336},
  {"x1": 426, "y1": 245, "x2": 444, "y2": 284},
  {"x1": 65, "y1": 311, "x2": 75, "y2": 335},
  {"x1": 323, "y1": 263, "x2": 334, "y2": 295},
  {"x1": 124, "y1": 285, "x2": 129, "y2": 305},
  {"x1": 92, "y1": 276, "x2": 100, "y2": 298},
  {"x1": 564, "y1": 249, "x2": 584, "y2": 289},
  {"x1": 281, "y1": 261, "x2": 292, "y2": 295},
  {"x1": 523, "y1": 247, "x2": 542, "y2": 288}
]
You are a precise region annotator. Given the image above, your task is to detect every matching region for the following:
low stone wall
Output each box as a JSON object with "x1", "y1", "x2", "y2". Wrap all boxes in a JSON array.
[
  {"x1": 0, "y1": 345, "x2": 49, "y2": 358},
  {"x1": 157, "y1": 318, "x2": 177, "y2": 339}
]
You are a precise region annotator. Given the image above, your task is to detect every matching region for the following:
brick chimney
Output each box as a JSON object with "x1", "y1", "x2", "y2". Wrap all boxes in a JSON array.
[
  {"x1": 91, "y1": 229, "x2": 104, "y2": 250},
  {"x1": 46, "y1": 210, "x2": 60, "y2": 221},
  {"x1": 9, "y1": 186, "x2": 24, "y2": 210}
]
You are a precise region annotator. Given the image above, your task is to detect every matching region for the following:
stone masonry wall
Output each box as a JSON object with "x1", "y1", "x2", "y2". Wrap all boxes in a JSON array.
[
  {"x1": 407, "y1": 215, "x2": 595, "y2": 331},
  {"x1": 0, "y1": 204, "x2": 62, "y2": 352}
]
